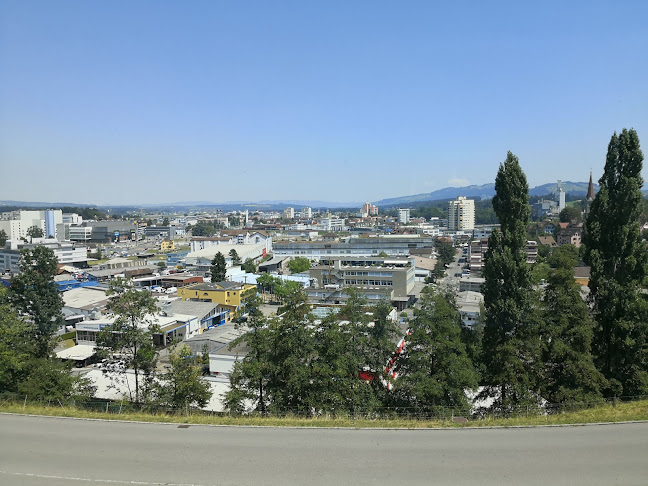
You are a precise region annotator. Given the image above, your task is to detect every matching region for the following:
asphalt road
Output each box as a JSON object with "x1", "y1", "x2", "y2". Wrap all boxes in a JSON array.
[{"x1": 1, "y1": 415, "x2": 647, "y2": 485}]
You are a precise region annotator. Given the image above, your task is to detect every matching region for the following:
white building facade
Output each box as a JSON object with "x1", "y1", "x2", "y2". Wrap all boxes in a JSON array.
[
  {"x1": 0, "y1": 209, "x2": 63, "y2": 241},
  {"x1": 448, "y1": 197, "x2": 475, "y2": 231},
  {"x1": 398, "y1": 208, "x2": 411, "y2": 224}
]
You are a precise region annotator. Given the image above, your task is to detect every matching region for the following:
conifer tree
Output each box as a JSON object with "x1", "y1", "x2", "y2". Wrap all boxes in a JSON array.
[
  {"x1": 583, "y1": 128, "x2": 648, "y2": 396},
  {"x1": 480, "y1": 152, "x2": 540, "y2": 412},
  {"x1": 225, "y1": 294, "x2": 273, "y2": 413},
  {"x1": 392, "y1": 287, "x2": 478, "y2": 415},
  {"x1": 540, "y1": 246, "x2": 605, "y2": 403},
  {"x1": 210, "y1": 252, "x2": 227, "y2": 282}
]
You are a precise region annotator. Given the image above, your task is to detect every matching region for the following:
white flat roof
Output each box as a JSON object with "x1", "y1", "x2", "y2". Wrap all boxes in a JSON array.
[{"x1": 56, "y1": 344, "x2": 96, "y2": 361}]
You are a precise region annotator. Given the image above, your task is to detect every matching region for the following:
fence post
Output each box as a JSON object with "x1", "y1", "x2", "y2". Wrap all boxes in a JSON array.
[{"x1": 23, "y1": 395, "x2": 27, "y2": 410}]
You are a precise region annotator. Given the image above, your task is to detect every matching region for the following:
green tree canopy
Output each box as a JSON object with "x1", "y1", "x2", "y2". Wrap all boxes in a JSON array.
[
  {"x1": 96, "y1": 278, "x2": 160, "y2": 404},
  {"x1": 210, "y1": 252, "x2": 227, "y2": 283},
  {"x1": 540, "y1": 250, "x2": 605, "y2": 403},
  {"x1": 435, "y1": 239, "x2": 455, "y2": 265},
  {"x1": 257, "y1": 273, "x2": 280, "y2": 294},
  {"x1": 392, "y1": 288, "x2": 478, "y2": 415},
  {"x1": 481, "y1": 151, "x2": 541, "y2": 412},
  {"x1": 548, "y1": 244, "x2": 579, "y2": 269},
  {"x1": 0, "y1": 288, "x2": 95, "y2": 401},
  {"x1": 0, "y1": 229, "x2": 7, "y2": 247},
  {"x1": 225, "y1": 294, "x2": 273, "y2": 413},
  {"x1": 26, "y1": 225, "x2": 44, "y2": 241},
  {"x1": 229, "y1": 249, "x2": 241, "y2": 265},
  {"x1": 559, "y1": 206, "x2": 583, "y2": 223},
  {"x1": 241, "y1": 258, "x2": 256, "y2": 273},
  {"x1": 0, "y1": 290, "x2": 37, "y2": 394},
  {"x1": 583, "y1": 128, "x2": 648, "y2": 396},
  {"x1": 7, "y1": 246, "x2": 64, "y2": 357},
  {"x1": 157, "y1": 345, "x2": 212, "y2": 410},
  {"x1": 190, "y1": 222, "x2": 217, "y2": 237},
  {"x1": 287, "y1": 257, "x2": 311, "y2": 274}
]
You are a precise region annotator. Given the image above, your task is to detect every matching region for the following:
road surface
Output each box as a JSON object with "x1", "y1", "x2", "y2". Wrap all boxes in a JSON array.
[{"x1": 0, "y1": 414, "x2": 646, "y2": 485}]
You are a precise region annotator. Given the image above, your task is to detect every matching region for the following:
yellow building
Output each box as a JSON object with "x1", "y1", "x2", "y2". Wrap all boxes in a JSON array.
[
  {"x1": 160, "y1": 239, "x2": 175, "y2": 252},
  {"x1": 178, "y1": 281, "x2": 257, "y2": 313}
]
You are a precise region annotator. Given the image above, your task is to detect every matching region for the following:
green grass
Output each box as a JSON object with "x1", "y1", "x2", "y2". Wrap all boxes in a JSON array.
[
  {"x1": 88, "y1": 259, "x2": 110, "y2": 266},
  {"x1": 1, "y1": 400, "x2": 646, "y2": 428},
  {"x1": 566, "y1": 200, "x2": 583, "y2": 207}
]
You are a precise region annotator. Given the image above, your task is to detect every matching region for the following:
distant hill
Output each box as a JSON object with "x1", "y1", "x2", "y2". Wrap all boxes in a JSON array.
[
  {"x1": 528, "y1": 181, "x2": 599, "y2": 197},
  {"x1": 376, "y1": 181, "x2": 602, "y2": 207},
  {"x1": 376, "y1": 184, "x2": 496, "y2": 207},
  {"x1": 0, "y1": 200, "x2": 92, "y2": 208}
]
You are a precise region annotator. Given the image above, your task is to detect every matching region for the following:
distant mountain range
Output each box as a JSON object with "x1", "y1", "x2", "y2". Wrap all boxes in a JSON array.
[
  {"x1": 0, "y1": 181, "x2": 609, "y2": 211},
  {"x1": 375, "y1": 181, "x2": 601, "y2": 207}
]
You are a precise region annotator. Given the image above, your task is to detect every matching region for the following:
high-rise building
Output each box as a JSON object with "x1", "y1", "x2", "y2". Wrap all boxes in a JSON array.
[
  {"x1": 556, "y1": 180, "x2": 566, "y2": 211},
  {"x1": 283, "y1": 207, "x2": 295, "y2": 219},
  {"x1": 447, "y1": 197, "x2": 475, "y2": 230},
  {"x1": 0, "y1": 209, "x2": 63, "y2": 241},
  {"x1": 398, "y1": 208, "x2": 411, "y2": 224},
  {"x1": 361, "y1": 202, "x2": 378, "y2": 217},
  {"x1": 301, "y1": 207, "x2": 312, "y2": 219}
]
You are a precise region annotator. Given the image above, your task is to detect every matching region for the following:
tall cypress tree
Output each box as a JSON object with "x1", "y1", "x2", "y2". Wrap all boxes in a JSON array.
[
  {"x1": 480, "y1": 152, "x2": 540, "y2": 412},
  {"x1": 583, "y1": 128, "x2": 648, "y2": 397}
]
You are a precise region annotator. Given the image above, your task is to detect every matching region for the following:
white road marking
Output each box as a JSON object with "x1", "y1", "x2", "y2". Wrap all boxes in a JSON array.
[{"x1": 0, "y1": 470, "x2": 213, "y2": 486}]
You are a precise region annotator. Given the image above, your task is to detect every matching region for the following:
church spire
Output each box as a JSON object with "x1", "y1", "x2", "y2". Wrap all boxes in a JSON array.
[{"x1": 586, "y1": 171, "x2": 595, "y2": 201}]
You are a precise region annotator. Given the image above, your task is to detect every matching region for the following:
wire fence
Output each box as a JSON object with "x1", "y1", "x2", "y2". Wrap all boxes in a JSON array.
[{"x1": 1, "y1": 393, "x2": 646, "y2": 422}]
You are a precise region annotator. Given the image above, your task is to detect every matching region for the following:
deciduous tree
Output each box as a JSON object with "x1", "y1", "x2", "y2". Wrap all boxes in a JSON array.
[
  {"x1": 26, "y1": 225, "x2": 44, "y2": 241},
  {"x1": 287, "y1": 257, "x2": 311, "y2": 274},
  {"x1": 559, "y1": 206, "x2": 582, "y2": 223},
  {"x1": 8, "y1": 246, "x2": 64, "y2": 357},
  {"x1": 0, "y1": 288, "x2": 94, "y2": 401},
  {"x1": 157, "y1": 345, "x2": 212, "y2": 411},
  {"x1": 96, "y1": 278, "x2": 160, "y2": 404},
  {"x1": 241, "y1": 258, "x2": 256, "y2": 273}
]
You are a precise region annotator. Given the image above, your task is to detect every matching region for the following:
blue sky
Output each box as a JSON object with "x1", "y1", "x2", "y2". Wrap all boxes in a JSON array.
[{"x1": 1, "y1": 1, "x2": 647, "y2": 205}]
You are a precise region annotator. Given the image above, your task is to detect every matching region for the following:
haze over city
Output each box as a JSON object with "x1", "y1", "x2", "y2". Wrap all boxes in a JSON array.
[{"x1": 1, "y1": 1, "x2": 647, "y2": 205}]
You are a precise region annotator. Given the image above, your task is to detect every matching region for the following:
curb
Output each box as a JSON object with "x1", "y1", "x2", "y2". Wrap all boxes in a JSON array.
[{"x1": 1, "y1": 411, "x2": 647, "y2": 431}]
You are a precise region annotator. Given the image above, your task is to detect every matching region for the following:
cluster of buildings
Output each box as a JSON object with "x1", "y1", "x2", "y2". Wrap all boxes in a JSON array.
[{"x1": 2, "y1": 181, "x2": 604, "y2": 412}]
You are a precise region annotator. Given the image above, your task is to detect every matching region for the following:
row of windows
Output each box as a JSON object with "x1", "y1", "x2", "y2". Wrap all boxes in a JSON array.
[
  {"x1": 344, "y1": 280, "x2": 393, "y2": 286},
  {"x1": 287, "y1": 249, "x2": 409, "y2": 256},
  {"x1": 344, "y1": 271, "x2": 393, "y2": 277},
  {"x1": 76, "y1": 330, "x2": 97, "y2": 342}
]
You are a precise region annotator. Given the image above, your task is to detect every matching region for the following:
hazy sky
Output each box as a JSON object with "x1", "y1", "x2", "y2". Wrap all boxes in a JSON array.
[{"x1": 1, "y1": 1, "x2": 647, "y2": 205}]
